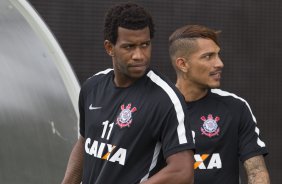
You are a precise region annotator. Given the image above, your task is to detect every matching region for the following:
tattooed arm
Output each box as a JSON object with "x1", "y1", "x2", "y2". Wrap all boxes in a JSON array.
[{"x1": 244, "y1": 155, "x2": 270, "y2": 184}]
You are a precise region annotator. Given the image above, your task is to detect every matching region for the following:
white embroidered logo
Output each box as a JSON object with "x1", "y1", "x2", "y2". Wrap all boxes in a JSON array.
[{"x1": 89, "y1": 104, "x2": 102, "y2": 110}]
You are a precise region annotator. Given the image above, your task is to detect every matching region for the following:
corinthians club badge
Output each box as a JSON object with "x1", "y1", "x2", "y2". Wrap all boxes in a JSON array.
[
  {"x1": 200, "y1": 114, "x2": 220, "y2": 138},
  {"x1": 116, "y1": 103, "x2": 137, "y2": 128}
]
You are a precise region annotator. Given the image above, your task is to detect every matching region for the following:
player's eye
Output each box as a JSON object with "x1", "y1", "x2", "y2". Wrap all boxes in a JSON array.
[
  {"x1": 124, "y1": 44, "x2": 135, "y2": 49},
  {"x1": 141, "y1": 42, "x2": 150, "y2": 48}
]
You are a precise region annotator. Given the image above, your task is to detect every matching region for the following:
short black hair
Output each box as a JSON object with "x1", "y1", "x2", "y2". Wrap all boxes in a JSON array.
[{"x1": 104, "y1": 2, "x2": 155, "y2": 45}]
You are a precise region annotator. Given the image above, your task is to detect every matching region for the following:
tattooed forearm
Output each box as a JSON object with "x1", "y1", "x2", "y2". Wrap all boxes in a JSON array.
[{"x1": 244, "y1": 155, "x2": 270, "y2": 184}]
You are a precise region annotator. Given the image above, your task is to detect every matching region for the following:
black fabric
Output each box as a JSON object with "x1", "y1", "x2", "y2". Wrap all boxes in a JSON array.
[
  {"x1": 79, "y1": 68, "x2": 194, "y2": 184},
  {"x1": 187, "y1": 89, "x2": 268, "y2": 184}
]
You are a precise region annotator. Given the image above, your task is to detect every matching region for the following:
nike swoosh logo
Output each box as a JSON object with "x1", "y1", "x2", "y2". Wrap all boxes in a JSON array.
[{"x1": 89, "y1": 104, "x2": 102, "y2": 110}]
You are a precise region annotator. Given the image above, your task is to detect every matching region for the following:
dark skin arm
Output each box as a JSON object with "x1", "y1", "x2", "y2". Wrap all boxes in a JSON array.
[
  {"x1": 61, "y1": 136, "x2": 85, "y2": 184},
  {"x1": 244, "y1": 155, "x2": 270, "y2": 184},
  {"x1": 141, "y1": 150, "x2": 194, "y2": 184}
]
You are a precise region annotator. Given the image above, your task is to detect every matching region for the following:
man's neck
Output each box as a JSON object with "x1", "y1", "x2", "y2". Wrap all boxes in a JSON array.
[{"x1": 176, "y1": 80, "x2": 208, "y2": 102}]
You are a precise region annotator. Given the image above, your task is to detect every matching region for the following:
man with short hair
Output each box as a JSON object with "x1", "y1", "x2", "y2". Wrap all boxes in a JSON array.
[
  {"x1": 61, "y1": 3, "x2": 194, "y2": 184},
  {"x1": 169, "y1": 24, "x2": 270, "y2": 184}
]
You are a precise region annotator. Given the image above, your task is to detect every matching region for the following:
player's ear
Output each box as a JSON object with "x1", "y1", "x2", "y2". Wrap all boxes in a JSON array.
[
  {"x1": 104, "y1": 40, "x2": 114, "y2": 57},
  {"x1": 175, "y1": 57, "x2": 189, "y2": 73}
]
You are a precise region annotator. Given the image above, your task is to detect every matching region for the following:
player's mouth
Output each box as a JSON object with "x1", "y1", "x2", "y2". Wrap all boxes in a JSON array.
[
  {"x1": 129, "y1": 63, "x2": 148, "y2": 71},
  {"x1": 209, "y1": 71, "x2": 222, "y2": 80}
]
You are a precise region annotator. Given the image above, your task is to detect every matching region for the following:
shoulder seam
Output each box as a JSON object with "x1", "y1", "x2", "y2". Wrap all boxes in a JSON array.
[{"x1": 211, "y1": 89, "x2": 257, "y2": 123}]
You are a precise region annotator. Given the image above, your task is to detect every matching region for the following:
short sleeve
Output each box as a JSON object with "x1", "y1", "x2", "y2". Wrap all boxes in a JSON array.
[
  {"x1": 238, "y1": 102, "x2": 268, "y2": 162},
  {"x1": 160, "y1": 101, "x2": 195, "y2": 159}
]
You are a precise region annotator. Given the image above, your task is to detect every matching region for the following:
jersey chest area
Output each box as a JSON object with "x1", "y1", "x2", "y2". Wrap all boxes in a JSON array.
[
  {"x1": 83, "y1": 81, "x2": 168, "y2": 147},
  {"x1": 188, "y1": 99, "x2": 240, "y2": 152},
  {"x1": 82, "y1": 81, "x2": 170, "y2": 168},
  {"x1": 189, "y1": 102, "x2": 240, "y2": 174}
]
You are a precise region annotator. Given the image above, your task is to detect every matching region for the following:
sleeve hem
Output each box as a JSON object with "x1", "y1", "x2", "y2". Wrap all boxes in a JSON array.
[
  {"x1": 163, "y1": 144, "x2": 195, "y2": 159},
  {"x1": 240, "y1": 148, "x2": 268, "y2": 162}
]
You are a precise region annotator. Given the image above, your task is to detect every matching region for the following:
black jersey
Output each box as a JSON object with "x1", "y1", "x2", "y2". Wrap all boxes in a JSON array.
[
  {"x1": 187, "y1": 89, "x2": 268, "y2": 184},
  {"x1": 79, "y1": 68, "x2": 194, "y2": 184}
]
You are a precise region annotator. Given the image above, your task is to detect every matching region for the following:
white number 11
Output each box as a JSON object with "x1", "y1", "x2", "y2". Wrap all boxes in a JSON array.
[{"x1": 101, "y1": 120, "x2": 114, "y2": 140}]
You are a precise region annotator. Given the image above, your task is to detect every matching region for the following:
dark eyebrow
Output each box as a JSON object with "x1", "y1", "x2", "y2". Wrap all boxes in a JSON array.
[
  {"x1": 120, "y1": 43, "x2": 135, "y2": 48},
  {"x1": 121, "y1": 40, "x2": 151, "y2": 47},
  {"x1": 201, "y1": 52, "x2": 215, "y2": 57},
  {"x1": 143, "y1": 40, "x2": 151, "y2": 44}
]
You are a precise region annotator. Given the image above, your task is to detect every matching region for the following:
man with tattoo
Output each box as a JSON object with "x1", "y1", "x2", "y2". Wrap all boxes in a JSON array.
[{"x1": 168, "y1": 24, "x2": 270, "y2": 183}]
